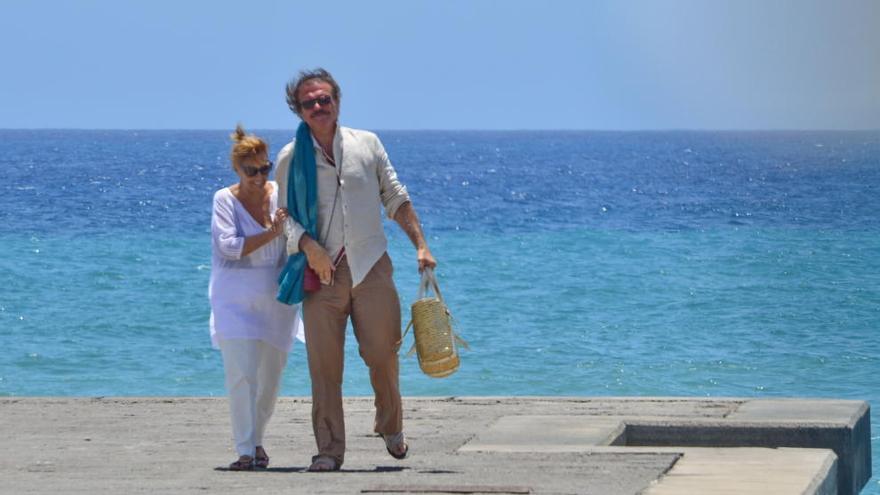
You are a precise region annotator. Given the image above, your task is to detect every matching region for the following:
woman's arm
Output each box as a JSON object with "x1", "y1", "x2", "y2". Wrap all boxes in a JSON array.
[
  {"x1": 212, "y1": 193, "x2": 244, "y2": 259},
  {"x1": 212, "y1": 192, "x2": 288, "y2": 260},
  {"x1": 240, "y1": 208, "x2": 288, "y2": 257}
]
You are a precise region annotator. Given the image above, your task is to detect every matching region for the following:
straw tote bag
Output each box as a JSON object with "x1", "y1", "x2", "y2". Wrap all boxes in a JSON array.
[{"x1": 402, "y1": 268, "x2": 468, "y2": 378}]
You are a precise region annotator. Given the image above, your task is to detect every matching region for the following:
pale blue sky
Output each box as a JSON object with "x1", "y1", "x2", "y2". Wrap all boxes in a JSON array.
[{"x1": 1, "y1": 0, "x2": 878, "y2": 130}]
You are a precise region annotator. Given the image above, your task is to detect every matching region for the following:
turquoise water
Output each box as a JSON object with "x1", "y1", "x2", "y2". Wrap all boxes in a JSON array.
[
  {"x1": 1, "y1": 130, "x2": 878, "y2": 491},
  {"x1": 3, "y1": 228, "x2": 877, "y2": 399}
]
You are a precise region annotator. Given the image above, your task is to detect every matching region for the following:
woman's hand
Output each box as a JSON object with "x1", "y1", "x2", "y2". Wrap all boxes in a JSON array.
[{"x1": 271, "y1": 208, "x2": 289, "y2": 236}]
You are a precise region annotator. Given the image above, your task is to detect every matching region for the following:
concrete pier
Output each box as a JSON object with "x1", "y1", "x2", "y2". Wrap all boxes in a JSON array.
[{"x1": 0, "y1": 397, "x2": 871, "y2": 494}]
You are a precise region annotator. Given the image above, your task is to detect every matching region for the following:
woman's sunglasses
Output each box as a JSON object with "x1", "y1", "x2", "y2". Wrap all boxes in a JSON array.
[
  {"x1": 300, "y1": 94, "x2": 333, "y2": 110},
  {"x1": 241, "y1": 161, "x2": 273, "y2": 177}
]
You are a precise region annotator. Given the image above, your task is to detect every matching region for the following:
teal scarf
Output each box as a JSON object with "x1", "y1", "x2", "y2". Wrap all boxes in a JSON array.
[{"x1": 276, "y1": 122, "x2": 318, "y2": 305}]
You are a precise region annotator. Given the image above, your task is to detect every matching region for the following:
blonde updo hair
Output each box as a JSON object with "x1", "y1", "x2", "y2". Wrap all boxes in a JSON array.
[{"x1": 229, "y1": 124, "x2": 268, "y2": 170}]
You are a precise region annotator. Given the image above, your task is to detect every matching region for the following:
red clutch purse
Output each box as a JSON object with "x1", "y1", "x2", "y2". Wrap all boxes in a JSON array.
[
  {"x1": 304, "y1": 266, "x2": 321, "y2": 292},
  {"x1": 303, "y1": 248, "x2": 345, "y2": 293}
]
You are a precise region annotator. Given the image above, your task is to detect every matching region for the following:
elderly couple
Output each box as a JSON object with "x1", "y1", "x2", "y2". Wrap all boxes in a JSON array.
[{"x1": 209, "y1": 68, "x2": 436, "y2": 472}]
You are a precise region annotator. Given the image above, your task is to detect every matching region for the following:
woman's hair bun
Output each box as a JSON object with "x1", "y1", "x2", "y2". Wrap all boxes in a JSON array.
[
  {"x1": 230, "y1": 123, "x2": 247, "y2": 143},
  {"x1": 228, "y1": 124, "x2": 268, "y2": 170}
]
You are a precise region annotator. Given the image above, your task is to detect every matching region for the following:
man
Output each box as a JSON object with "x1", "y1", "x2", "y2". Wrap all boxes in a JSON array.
[{"x1": 276, "y1": 68, "x2": 436, "y2": 472}]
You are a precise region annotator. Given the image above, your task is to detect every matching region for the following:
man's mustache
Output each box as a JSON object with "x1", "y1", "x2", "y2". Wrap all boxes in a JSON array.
[{"x1": 310, "y1": 110, "x2": 330, "y2": 118}]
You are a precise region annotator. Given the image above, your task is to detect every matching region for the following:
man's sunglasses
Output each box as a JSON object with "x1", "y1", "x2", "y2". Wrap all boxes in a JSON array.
[
  {"x1": 241, "y1": 161, "x2": 273, "y2": 177},
  {"x1": 300, "y1": 94, "x2": 333, "y2": 110}
]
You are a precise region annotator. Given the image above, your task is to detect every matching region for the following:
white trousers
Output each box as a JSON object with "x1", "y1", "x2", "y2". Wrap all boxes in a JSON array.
[{"x1": 219, "y1": 339, "x2": 288, "y2": 457}]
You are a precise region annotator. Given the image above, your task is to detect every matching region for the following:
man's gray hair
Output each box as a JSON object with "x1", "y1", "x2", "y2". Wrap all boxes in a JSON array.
[{"x1": 285, "y1": 68, "x2": 342, "y2": 117}]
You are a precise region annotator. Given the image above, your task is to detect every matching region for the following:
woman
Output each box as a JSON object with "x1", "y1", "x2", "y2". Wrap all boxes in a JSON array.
[{"x1": 209, "y1": 124, "x2": 303, "y2": 471}]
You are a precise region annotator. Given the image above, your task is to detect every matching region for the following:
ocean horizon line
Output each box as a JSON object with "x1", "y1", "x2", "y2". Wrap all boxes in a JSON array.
[{"x1": 2, "y1": 127, "x2": 879, "y2": 133}]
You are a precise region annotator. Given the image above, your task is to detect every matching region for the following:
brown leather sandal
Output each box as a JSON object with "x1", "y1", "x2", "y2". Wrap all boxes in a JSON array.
[
  {"x1": 307, "y1": 455, "x2": 341, "y2": 472},
  {"x1": 228, "y1": 455, "x2": 255, "y2": 471},
  {"x1": 255, "y1": 446, "x2": 269, "y2": 469},
  {"x1": 382, "y1": 432, "x2": 409, "y2": 460}
]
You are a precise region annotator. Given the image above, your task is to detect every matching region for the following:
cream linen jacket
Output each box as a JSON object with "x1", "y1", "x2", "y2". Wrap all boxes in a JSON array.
[{"x1": 276, "y1": 126, "x2": 411, "y2": 288}]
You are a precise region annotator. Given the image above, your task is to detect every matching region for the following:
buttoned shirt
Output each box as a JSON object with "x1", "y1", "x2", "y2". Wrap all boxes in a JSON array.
[{"x1": 276, "y1": 125, "x2": 410, "y2": 287}]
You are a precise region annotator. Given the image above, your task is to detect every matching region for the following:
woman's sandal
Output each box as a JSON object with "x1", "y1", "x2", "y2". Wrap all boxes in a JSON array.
[
  {"x1": 255, "y1": 446, "x2": 269, "y2": 469},
  {"x1": 382, "y1": 432, "x2": 409, "y2": 460},
  {"x1": 307, "y1": 455, "x2": 341, "y2": 472},
  {"x1": 228, "y1": 455, "x2": 255, "y2": 471}
]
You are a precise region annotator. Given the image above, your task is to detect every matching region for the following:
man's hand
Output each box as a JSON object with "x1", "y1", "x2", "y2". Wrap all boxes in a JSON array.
[
  {"x1": 300, "y1": 236, "x2": 335, "y2": 285},
  {"x1": 417, "y1": 246, "x2": 437, "y2": 273}
]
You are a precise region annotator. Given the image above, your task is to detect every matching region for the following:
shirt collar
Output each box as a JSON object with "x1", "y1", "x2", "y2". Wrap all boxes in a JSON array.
[{"x1": 309, "y1": 125, "x2": 342, "y2": 151}]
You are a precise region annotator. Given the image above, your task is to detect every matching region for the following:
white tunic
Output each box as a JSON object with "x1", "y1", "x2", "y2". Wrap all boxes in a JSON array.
[{"x1": 209, "y1": 181, "x2": 304, "y2": 352}]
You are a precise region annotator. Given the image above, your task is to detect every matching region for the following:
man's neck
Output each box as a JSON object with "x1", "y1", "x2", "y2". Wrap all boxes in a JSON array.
[{"x1": 311, "y1": 123, "x2": 337, "y2": 154}]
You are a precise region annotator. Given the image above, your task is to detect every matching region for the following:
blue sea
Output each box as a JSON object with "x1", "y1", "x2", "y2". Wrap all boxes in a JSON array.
[{"x1": 2, "y1": 130, "x2": 879, "y2": 490}]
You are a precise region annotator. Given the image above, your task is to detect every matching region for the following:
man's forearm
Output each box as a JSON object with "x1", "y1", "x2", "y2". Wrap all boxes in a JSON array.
[
  {"x1": 393, "y1": 201, "x2": 428, "y2": 249},
  {"x1": 298, "y1": 233, "x2": 322, "y2": 256}
]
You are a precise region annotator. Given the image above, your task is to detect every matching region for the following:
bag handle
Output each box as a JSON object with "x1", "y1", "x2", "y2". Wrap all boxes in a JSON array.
[{"x1": 417, "y1": 267, "x2": 444, "y2": 302}]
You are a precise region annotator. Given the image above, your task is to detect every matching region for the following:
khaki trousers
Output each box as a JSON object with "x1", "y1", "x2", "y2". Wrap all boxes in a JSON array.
[{"x1": 303, "y1": 252, "x2": 402, "y2": 465}]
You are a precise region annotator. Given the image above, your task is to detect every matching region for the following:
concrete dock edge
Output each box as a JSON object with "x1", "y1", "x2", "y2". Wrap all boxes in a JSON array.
[{"x1": 0, "y1": 397, "x2": 871, "y2": 494}]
